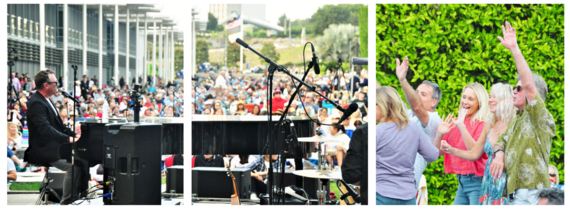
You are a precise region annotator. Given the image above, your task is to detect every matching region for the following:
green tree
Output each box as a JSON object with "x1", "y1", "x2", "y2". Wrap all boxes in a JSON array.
[
  {"x1": 207, "y1": 13, "x2": 218, "y2": 31},
  {"x1": 196, "y1": 38, "x2": 209, "y2": 66},
  {"x1": 174, "y1": 45, "x2": 183, "y2": 70},
  {"x1": 315, "y1": 24, "x2": 359, "y2": 64},
  {"x1": 277, "y1": 14, "x2": 290, "y2": 29},
  {"x1": 376, "y1": 4, "x2": 564, "y2": 205},
  {"x1": 227, "y1": 42, "x2": 245, "y2": 68},
  {"x1": 311, "y1": 4, "x2": 363, "y2": 35},
  {"x1": 254, "y1": 29, "x2": 267, "y2": 38},
  {"x1": 260, "y1": 42, "x2": 280, "y2": 65},
  {"x1": 358, "y1": 5, "x2": 368, "y2": 58}
]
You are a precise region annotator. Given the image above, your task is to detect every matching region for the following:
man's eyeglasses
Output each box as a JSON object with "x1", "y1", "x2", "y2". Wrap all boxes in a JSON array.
[
  {"x1": 513, "y1": 85, "x2": 522, "y2": 92},
  {"x1": 47, "y1": 81, "x2": 58, "y2": 86}
]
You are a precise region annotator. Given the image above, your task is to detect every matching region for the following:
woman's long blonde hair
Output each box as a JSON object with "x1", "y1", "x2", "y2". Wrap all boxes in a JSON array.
[
  {"x1": 377, "y1": 86, "x2": 409, "y2": 130},
  {"x1": 460, "y1": 83, "x2": 490, "y2": 124},
  {"x1": 487, "y1": 83, "x2": 516, "y2": 127},
  {"x1": 7, "y1": 121, "x2": 21, "y2": 139}
]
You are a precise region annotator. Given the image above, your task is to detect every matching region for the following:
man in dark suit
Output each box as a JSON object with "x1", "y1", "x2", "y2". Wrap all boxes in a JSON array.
[
  {"x1": 24, "y1": 69, "x2": 84, "y2": 205},
  {"x1": 80, "y1": 75, "x2": 89, "y2": 101},
  {"x1": 341, "y1": 122, "x2": 368, "y2": 205}
]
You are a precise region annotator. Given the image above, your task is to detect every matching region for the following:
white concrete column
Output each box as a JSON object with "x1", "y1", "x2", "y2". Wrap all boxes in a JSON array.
[
  {"x1": 158, "y1": 24, "x2": 163, "y2": 84},
  {"x1": 40, "y1": 3, "x2": 45, "y2": 70},
  {"x1": 114, "y1": 4, "x2": 119, "y2": 86},
  {"x1": 63, "y1": 4, "x2": 69, "y2": 90},
  {"x1": 164, "y1": 27, "x2": 168, "y2": 81},
  {"x1": 135, "y1": 13, "x2": 139, "y2": 84},
  {"x1": 144, "y1": 14, "x2": 147, "y2": 84},
  {"x1": 171, "y1": 29, "x2": 174, "y2": 80},
  {"x1": 83, "y1": 4, "x2": 87, "y2": 76},
  {"x1": 98, "y1": 4, "x2": 103, "y2": 88},
  {"x1": 126, "y1": 8, "x2": 130, "y2": 86},
  {"x1": 152, "y1": 20, "x2": 156, "y2": 86}
]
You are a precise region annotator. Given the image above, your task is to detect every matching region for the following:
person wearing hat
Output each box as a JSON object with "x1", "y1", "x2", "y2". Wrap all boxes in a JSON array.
[
  {"x1": 234, "y1": 101, "x2": 247, "y2": 115},
  {"x1": 269, "y1": 89, "x2": 287, "y2": 112},
  {"x1": 203, "y1": 99, "x2": 214, "y2": 115}
]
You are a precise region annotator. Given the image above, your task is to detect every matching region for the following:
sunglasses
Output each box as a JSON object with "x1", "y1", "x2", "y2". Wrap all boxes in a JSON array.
[
  {"x1": 513, "y1": 85, "x2": 523, "y2": 92},
  {"x1": 549, "y1": 173, "x2": 557, "y2": 177},
  {"x1": 47, "y1": 81, "x2": 59, "y2": 85}
]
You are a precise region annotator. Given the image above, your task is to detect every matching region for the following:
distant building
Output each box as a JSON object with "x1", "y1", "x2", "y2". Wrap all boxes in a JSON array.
[{"x1": 7, "y1": 4, "x2": 182, "y2": 90}]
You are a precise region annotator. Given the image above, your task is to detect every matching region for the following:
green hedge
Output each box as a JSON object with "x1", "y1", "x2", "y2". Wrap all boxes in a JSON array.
[{"x1": 376, "y1": 4, "x2": 564, "y2": 205}]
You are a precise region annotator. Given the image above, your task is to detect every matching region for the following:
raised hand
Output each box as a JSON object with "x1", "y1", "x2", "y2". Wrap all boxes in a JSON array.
[
  {"x1": 395, "y1": 56, "x2": 409, "y2": 81},
  {"x1": 497, "y1": 21, "x2": 519, "y2": 51},
  {"x1": 453, "y1": 108, "x2": 468, "y2": 127},
  {"x1": 440, "y1": 140, "x2": 453, "y2": 154},
  {"x1": 437, "y1": 113, "x2": 455, "y2": 135}
]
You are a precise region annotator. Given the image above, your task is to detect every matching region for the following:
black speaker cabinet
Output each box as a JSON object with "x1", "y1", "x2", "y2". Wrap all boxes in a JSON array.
[
  {"x1": 166, "y1": 165, "x2": 184, "y2": 193},
  {"x1": 102, "y1": 123, "x2": 162, "y2": 205},
  {"x1": 39, "y1": 172, "x2": 65, "y2": 202},
  {"x1": 192, "y1": 167, "x2": 251, "y2": 199}
]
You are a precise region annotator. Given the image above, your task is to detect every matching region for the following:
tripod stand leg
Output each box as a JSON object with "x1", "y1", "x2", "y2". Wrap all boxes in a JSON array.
[
  {"x1": 49, "y1": 188, "x2": 62, "y2": 203},
  {"x1": 36, "y1": 188, "x2": 49, "y2": 205}
]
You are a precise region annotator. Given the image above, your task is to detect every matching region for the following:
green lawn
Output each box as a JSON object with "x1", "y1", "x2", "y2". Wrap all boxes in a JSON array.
[
  {"x1": 9, "y1": 182, "x2": 42, "y2": 191},
  {"x1": 330, "y1": 181, "x2": 340, "y2": 200},
  {"x1": 208, "y1": 39, "x2": 315, "y2": 67}
]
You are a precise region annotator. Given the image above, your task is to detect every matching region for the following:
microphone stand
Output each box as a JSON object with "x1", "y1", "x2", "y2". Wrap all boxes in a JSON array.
[
  {"x1": 69, "y1": 64, "x2": 78, "y2": 202},
  {"x1": 238, "y1": 39, "x2": 348, "y2": 204}
]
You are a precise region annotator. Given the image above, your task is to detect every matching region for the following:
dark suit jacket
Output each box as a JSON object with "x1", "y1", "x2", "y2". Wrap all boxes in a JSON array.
[
  {"x1": 341, "y1": 122, "x2": 368, "y2": 205},
  {"x1": 24, "y1": 92, "x2": 74, "y2": 164},
  {"x1": 80, "y1": 80, "x2": 89, "y2": 96}
]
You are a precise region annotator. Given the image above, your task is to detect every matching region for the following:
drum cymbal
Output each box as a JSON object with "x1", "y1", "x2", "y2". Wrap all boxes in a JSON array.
[
  {"x1": 298, "y1": 136, "x2": 345, "y2": 142},
  {"x1": 293, "y1": 170, "x2": 342, "y2": 179}
]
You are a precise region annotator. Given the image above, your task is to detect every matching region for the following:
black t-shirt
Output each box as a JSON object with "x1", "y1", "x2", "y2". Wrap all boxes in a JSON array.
[
  {"x1": 173, "y1": 154, "x2": 184, "y2": 166},
  {"x1": 194, "y1": 155, "x2": 224, "y2": 168}
]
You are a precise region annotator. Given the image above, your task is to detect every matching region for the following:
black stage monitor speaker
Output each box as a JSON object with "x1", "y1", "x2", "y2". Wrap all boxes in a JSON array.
[
  {"x1": 192, "y1": 167, "x2": 251, "y2": 199},
  {"x1": 166, "y1": 165, "x2": 184, "y2": 193},
  {"x1": 39, "y1": 172, "x2": 65, "y2": 202},
  {"x1": 102, "y1": 123, "x2": 162, "y2": 205}
]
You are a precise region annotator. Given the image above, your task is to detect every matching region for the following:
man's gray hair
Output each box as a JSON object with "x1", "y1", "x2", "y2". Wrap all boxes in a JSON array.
[
  {"x1": 537, "y1": 187, "x2": 564, "y2": 205},
  {"x1": 421, "y1": 80, "x2": 442, "y2": 109},
  {"x1": 515, "y1": 73, "x2": 548, "y2": 101}
]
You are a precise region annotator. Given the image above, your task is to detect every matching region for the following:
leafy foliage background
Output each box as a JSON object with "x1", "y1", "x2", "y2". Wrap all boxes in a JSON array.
[{"x1": 376, "y1": 4, "x2": 564, "y2": 205}]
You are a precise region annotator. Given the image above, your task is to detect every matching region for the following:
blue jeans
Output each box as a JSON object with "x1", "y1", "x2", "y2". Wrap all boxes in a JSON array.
[
  {"x1": 376, "y1": 193, "x2": 415, "y2": 205},
  {"x1": 453, "y1": 174, "x2": 483, "y2": 205}
]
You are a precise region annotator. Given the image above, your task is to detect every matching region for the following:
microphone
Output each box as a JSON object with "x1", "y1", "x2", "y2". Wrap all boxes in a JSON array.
[
  {"x1": 337, "y1": 103, "x2": 358, "y2": 124},
  {"x1": 59, "y1": 89, "x2": 81, "y2": 103},
  {"x1": 310, "y1": 44, "x2": 320, "y2": 74},
  {"x1": 235, "y1": 38, "x2": 249, "y2": 49}
]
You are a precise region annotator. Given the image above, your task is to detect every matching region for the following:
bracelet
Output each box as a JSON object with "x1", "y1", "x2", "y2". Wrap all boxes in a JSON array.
[{"x1": 494, "y1": 149, "x2": 504, "y2": 155}]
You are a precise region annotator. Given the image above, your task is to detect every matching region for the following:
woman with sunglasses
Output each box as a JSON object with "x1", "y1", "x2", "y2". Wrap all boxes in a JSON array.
[
  {"x1": 433, "y1": 82, "x2": 490, "y2": 205},
  {"x1": 440, "y1": 83, "x2": 516, "y2": 205}
]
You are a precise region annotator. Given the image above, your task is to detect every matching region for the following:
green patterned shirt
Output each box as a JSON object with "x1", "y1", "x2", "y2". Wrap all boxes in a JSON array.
[{"x1": 495, "y1": 96, "x2": 555, "y2": 195}]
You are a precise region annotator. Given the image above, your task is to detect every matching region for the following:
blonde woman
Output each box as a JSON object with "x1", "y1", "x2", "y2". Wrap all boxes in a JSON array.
[
  {"x1": 340, "y1": 96, "x2": 350, "y2": 109},
  {"x1": 8, "y1": 121, "x2": 22, "y2": 152},
  {"x1": 376, "y1": 86, "x2": 439, "y2": 205},
  {"x1": 440, "y1": 83, "x2": 515, "y2": 205},
  {"x1": 433, "y1": 82, "x2": 490, "y2": 205}
]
